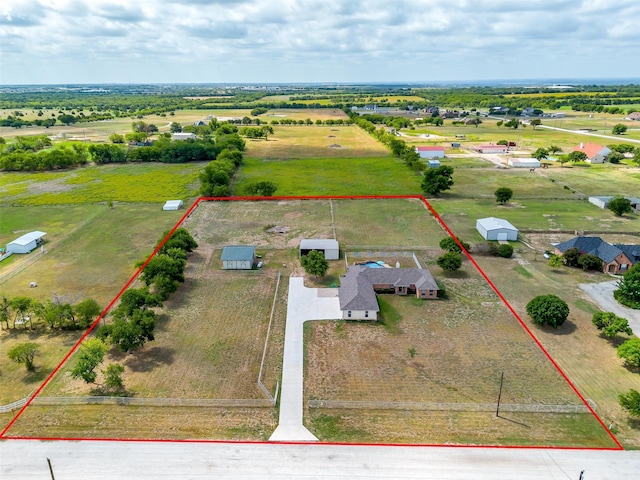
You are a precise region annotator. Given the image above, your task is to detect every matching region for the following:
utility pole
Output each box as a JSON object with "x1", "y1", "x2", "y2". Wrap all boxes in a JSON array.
[
  {"x1": 47, "y1": 458, "x2": 56, "y2": 480},
  {"x1": 496, "y1": 370, "x2": 504, "y2": 417}
]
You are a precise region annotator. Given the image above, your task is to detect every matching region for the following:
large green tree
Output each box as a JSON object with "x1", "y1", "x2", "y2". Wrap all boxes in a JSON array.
[
  {"x1": 614, "y1": 263, "x2": 640, "y2": 309},
  {"x1": 437, "y1": 252, "x2": 462, "y2": 271},
  {"x1": 619, "y1": 389, "x2": 640, "y2": 417},
  {"x1": 532, "y1": 148, "x2": 548, "y2": 161},
  {"x1": 494, "y1": 187, "x2": 513, "y2": 204},
  {"x1": 617, "y1": 338, "x2": 640, "y2": 368},
  {"x1": 612, "y1": 124, "x2": 628, "y2": 135},
  {"x1": 301, "y1": 250, "x2": 329, "y2": 278},
  {"x1": 421, "y1": 165, "x2": 454, "y2": 197},
  {"x1": 609, "y1": 197, "x2": 633, "y2": 217},
  {"x1": 71, "y1": 338, "x2": 107, "y2": 383},
  {"x1": 592, "y1": 312, "x2": 633, "y2": 338},
  {"x1": 8, "y1": 343, "x2": 39, "y2": 371},
  {"x1": 567, "y1": 151, "x2": 587, "y2": 164},
  {"x1": 526, "y1": 294, "x2": 569, "y2": 328},
  {"x1": 74, "y1": 299, "x2": 102, "y2": 329}
]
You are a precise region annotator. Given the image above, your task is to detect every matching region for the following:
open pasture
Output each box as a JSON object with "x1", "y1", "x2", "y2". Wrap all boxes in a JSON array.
[
  {"x1": 244, "y1": 125, "x2": 388, "y2": 159},
  {"x1": 235, "y1": 157, "x2": 422, "y2": 196},
  {"x1": 0, "y1": 162, "x2": 202, "y2": 206}
]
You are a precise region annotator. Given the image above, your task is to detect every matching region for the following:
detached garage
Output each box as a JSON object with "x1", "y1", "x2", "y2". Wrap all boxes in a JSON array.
[
  {"x1": 221, "y1": 245, "x2": 256, "y2": 270},
  {"x1": 476, "y1": 217, "x2": 518, "y2": 241},
  {"x1": 300, "y1": 239, "x2": 339, "y2": 260},
  {"x1": 6, "y1": 231, "x2": 47, "y2": 254}
]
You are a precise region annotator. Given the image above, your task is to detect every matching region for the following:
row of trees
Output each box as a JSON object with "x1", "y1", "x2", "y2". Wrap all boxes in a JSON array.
[
  {"x1": 0, "y1": 296, "x2": 101, "y2": 331},
  {"x1": 0, "y1": 144, "x2": 88, "y2": 171}
]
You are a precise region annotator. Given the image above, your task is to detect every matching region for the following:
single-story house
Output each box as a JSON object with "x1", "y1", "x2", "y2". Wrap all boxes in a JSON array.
[
  {"x1": 475, "y1": 145, "x2": 508, "y2": 154},
  {"x1": 589, "y1": 196, "x2": 640, "y2": 212},
  {"x1": 416, "y1": 146, "x2": 445, "y2": 159},
  {"x1": 428, "y1": 160, "x2": 441, "y2": 168},
  {"x1": 6, "y1": 231, "x2": 47, "y2": 254},
  {"x1": 476, "y1": 217, "x2": 518, "y2": 241},
  {"x1": 221, "y1": 245, "x2": 256, "y2": 270},
  {"x1": 338, "y1": 265, "x2": 439, "y2": 320},
  {"x1": 300, "y1": 239, "x2": 339, "y2": 260},
  {"x1": 162, "y1": 200, "x2": 184, "y2": 211},
  {"x1": 172, "y1": 132, "x2": 197, "y2": 141},
  {"x1": 554, "y1": 236, "x2": 639, "y2": 274},
  {"x1": 572, "y1": 143, "x2": 611, "y2": 164},
  {"x1": 626, "y1": 112, "x2": 640, "y2": 121},
  {"x1": 508, "y1": 158, "x2": 541, "y2": 168}
]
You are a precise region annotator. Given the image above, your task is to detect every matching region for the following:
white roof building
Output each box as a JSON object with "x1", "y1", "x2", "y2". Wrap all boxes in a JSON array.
[
  {"x1": 476, "y1": 217, "x2": 518, "y2": 241},
  {"x1": 163, "y1": 200, "x2": 184, "y2": 211},
  {"x1": 300, "y1": 239, "x2": 340, "y2": 260},
  {"x1": 6, "y1": 231, "x2": 47, "y2": 254},
  {"x1": 172, "y1": 132, "x2": 197, "y2": 141}
]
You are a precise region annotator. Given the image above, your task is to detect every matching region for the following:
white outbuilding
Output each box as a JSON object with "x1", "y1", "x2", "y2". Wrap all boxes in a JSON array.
[
  {"x1": 508, "y1": 158, "x2": 540, "y2": 168},
  {"x1": 6, "y1": 231, "x2": 47, "y2": 254},
  {"x1": 163, "y1": 200, "x2": 184, "y2": 211},
  {"x1": 476, "y1": 217, "x2": 518, "y2": 241},
  {"x1": 300, "y1": 239, "x2": 340, "y2": 260},
  {"x1": 172, "y1": 132, "x2": 197, "y2": 141}
]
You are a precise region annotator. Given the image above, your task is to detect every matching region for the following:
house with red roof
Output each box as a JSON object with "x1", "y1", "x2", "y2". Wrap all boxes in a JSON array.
[
  {"x1": 572, "y1": 142, "x2": 612, "y2": 164},
  {"x1": 415, "y1": 146, "x2": 445, "y2": 159}
]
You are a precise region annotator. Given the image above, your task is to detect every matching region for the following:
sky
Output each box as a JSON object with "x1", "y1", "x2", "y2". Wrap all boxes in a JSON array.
[{"x1": 1, "y1": 0, "x2": 639, "y2": 85}]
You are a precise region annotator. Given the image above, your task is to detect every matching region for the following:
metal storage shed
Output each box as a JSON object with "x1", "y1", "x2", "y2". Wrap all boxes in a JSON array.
[
  {"x1": 6, "y1": 231, "x2": 47, "y2": 254},
  {"x1": 476, "y1": 217, "x2": 518, "y2": 241},
  {"x1": 163, "y1": 200, "x2": 184, "y2": 211},
  {"x1": 300, "y1": 239, "x2": 339, "y2": 260},
  {"x1": 221, "y1": 246, "x2": 256, "y2": 270}
]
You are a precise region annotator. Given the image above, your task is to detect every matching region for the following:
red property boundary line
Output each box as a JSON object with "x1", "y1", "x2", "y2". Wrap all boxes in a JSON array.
[{"x1": 0, "y1": 195, "x2": 623, "y2": 451}]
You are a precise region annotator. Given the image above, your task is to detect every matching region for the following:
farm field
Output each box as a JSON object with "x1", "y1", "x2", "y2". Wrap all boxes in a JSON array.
[
  {"x1": 235, "y1": 157, "x2": 422, "y2": 196},
  {"x1": 244, "y1": 125, "x2": 389, "y2": 159},
  {"x1": 0, "y1": 162, "x2": 202, "y2": 206}
]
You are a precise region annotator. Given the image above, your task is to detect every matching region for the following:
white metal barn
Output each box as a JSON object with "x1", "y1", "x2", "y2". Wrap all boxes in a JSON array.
[
  {"x1": 300, "y1": 239, "x2": 340, "y2": 260},
  {"x1": 163, "y1": 200, "x2": 184, "y2": 211},
  {"x1": 415, "y1": 146, "x2": 445, "y2": 159},
  {"x1": 171, "y1": 132, "x2": 197, "y2": 141},
  {"x1": 476, "y1": 217, "x2": 518, "y2": 241},
  {"x1": 221, "y1": 246, "x2": 256, "y2": 270},
  {"x1": 508, "y1": 158, "x2": 540, "y2": 168},
  {"x1": 6, "y1": 231, "x2": 47, "y2": 254}
]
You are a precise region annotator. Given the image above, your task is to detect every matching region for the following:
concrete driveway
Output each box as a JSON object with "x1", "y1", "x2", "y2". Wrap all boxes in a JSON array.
[
  {"x1": 579, "y1": 280, "x2": 640, "y2": 333},
  {"x1": 269, "y1": 276, "x2": 341, "y2": 442}
]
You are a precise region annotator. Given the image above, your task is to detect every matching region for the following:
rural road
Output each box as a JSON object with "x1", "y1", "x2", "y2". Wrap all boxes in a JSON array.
[
  {"x1": 534, "y1": 124, "x2": 640, "y2": 144},
  {"x1": 579, "y1": 280, "x2": 640, "y2": 333},
  {"x1": 1, "y1": 439, "x2": 639, "y2": 479},
  {"x1": 268, "y1": 277, "x2": 341, "y2": 442}
]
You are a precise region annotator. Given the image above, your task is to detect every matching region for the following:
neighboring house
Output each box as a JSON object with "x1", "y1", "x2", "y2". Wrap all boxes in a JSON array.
[
  {"x1": 300, "y1": 239, "x2": 339, "y2": 260},
  {"x1": 508, "y1": 158, "x2": 540, "y2": 168},
  {"x1": 221, "y1": 245, "x2": 256, "y2": 270},
  {"x1": 521, "y1": 107, "x2": 535, "y2": 116},
  {"x1": 553, "y1": 236, "x2": 639, "y2": 274},
  {"x1": 416, "y1": 146, "x2": 445, "y2": 159},
  {"x1": 6, "y1": 231, "x2": 47, "y2": 254},
  {"x1": 475, "y1": 145, "x2": 508, "y2": 154},
  {"x1": 625, "y1": 112, "x2": 640, "y2": 121},
  {"x1": 162, "y1": 200, "x2": 184, "y2": 211},
  {"x1": 172, "y1": 132, "x2": 197, "y2": 141},
  {"x1": 338, "y1": 265, "x2": 439, "y2": 320},
  {"x1": 476, "y1": 217, "x2": 518, "y2": 241},
  {"x1": 589, "y1": 196, "x2": 640, "y2": 212},
  {"x1": 572, "y1": 142, "x2": 611, "y2": 164}
]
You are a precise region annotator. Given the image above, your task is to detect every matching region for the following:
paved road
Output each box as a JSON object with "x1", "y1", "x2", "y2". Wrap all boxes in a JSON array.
[
  {"x1": 269, "y1": 277, "x2": 341, "y2": 442},
  {"x1": 1, "y1": 439, "x2": 638, "y2": 479},
  {"x1": 579, "y1": 280, "x2": 640, "y2": 333},
  {"x1": 535, "y1": 124, "x2": 640, "y2": 144}
]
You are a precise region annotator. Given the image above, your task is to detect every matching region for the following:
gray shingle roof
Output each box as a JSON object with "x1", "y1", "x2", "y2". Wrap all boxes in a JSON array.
[
  {"x1": 555, "y1": 237, "x2": 623, "y2": 263},
  {"x1": 614, "y1": 244, "x2": 640, "y2": 264},
  {"x1": 338, "y1": 265, "x2": 438, "y2": 312}
]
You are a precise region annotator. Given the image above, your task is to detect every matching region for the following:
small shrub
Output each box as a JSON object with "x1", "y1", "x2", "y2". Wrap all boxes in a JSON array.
[{"x1": 497, "y1": 244, "x2": 513, "y2": 258}]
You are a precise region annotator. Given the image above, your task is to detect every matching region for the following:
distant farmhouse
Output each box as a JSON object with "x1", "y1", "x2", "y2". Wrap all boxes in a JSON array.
[
  {"x1": 476, "y1": 217, "x2": 518, "y2": 241},
  {"x1": 554, "y1": 236, "x2": 640, "y2": 274},
  {"x1": 416, "y1": 146, "x2": 445, "y2": 159},
  {"x1": 625, "y1": 112, "x2": 640, "y2": 121},
  {"x1": 589, "y1": 196, "x2": 640, "y2": 213},
  {"x1": 572, "y1": 143, "x2": 611, "y2": 164},
  {"x1": 338, "y1": 265, "x2": 439, "y2": 320},
  {"x1": 221, "y1": 245, "x2": 256, "y2": 270}
]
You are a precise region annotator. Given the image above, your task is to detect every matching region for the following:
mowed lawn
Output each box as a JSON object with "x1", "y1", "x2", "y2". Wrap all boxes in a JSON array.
[
  {"x1": 244, "y1": 125, "x2": 390, "y2": 159},
  {"x1": 0, "y1": 162, "x2": 202, "y2": 206},
  {"x1": 235, "y1": 157, "x2": 421, "y2": 196}
]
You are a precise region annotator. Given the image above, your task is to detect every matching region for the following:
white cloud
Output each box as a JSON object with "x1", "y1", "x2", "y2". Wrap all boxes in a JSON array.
[{"x1": 0, "y1": 0, "x2": 639, "y2": 84}]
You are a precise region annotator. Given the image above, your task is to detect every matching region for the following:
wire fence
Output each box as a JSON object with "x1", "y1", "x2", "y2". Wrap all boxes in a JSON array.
[
  {"x1": 308, "y1": 399, "x2": 593, "y2": 414},
  {"x1": 31, "y1": 396, "x2": 274, "y2": 408},
  {"x1": 257, "y1": 271, "x2": 281, "y2": 406},
  {"x1": 0, "y1": 395, "x2": 31, "y2": 414}
]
